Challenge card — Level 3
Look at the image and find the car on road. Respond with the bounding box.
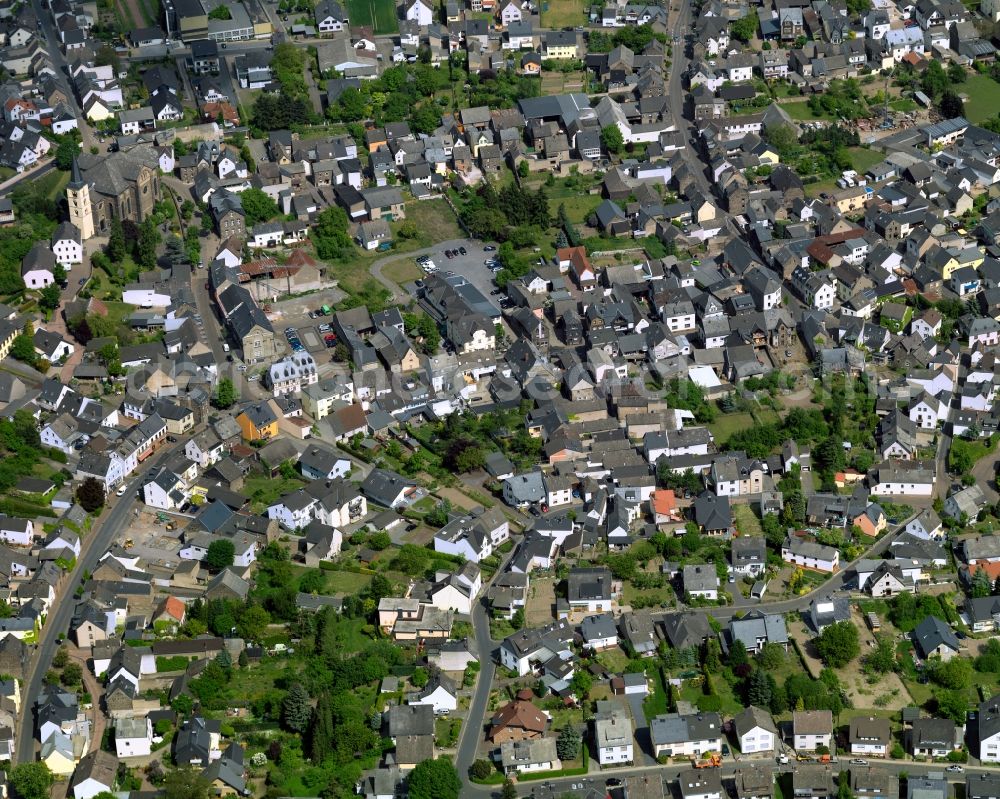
[947,766,963,773]
[115,483,129,497]
[484,245,497,251]
[490,289,503,295]
[851,760,868,766]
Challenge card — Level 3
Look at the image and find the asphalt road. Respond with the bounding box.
[456,512,917,798]
[509,758,979,798]
[14,444,179,763]
[31,0,97,151]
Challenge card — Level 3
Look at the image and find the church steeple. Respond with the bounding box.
[69,156,84,190]
[66,156,94,241]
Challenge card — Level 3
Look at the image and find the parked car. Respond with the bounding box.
[947,766,963,773]
[851,760,868,766]
[484,245,497,251]
[115,483,129,497]
[458,246,467,255]
[318,323,331,333]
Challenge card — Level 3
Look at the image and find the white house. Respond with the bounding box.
[793,710,833,751]
[594,709,633,766]
[650,711,723,758]
[267,490,317,530]
[0,518,32,546]
[185,431,224,469]
[71,751,117,799]
[433,509,509,563]
[679,771,724,799]
[115,716,152,758]
[427,562,482,615]
[906,509,944,541]
[499,738,561,775]
[733,706,777,755]
[142,467,186,511]
[979,696,1000,762]
[782,536,839,573]
[51,223,83,267]
[405,0,434,25]
[849,716,891,757]
[407,675,458,715]
[21,244,56,288]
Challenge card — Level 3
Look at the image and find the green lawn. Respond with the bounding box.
[344,0,397,33]
[889,97,918,113]
[733,504,763,537]
[961,74,1000,124]
[243,471,307,513]
[643,666,669,718]
[845,147,884,173]
[782,101,834,121]
[322,569,371,595]
[37,169,70,201]
[708,413,756,443]
[381,260,422,284]
[554,193,602,226]
[101,300,137,325]
[540,0,586,27]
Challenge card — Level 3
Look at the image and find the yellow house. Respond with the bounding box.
[937,254,962,281]
[755,144,780,165]
[84,97,114,123]
[40,732,77,776]
[0,318,20,359]
[236,402,279,441]
[831,186,871,214]
[544,31,579,59]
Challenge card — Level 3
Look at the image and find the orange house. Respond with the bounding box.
[236,402,279,441]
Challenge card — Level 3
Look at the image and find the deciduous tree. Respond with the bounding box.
[204,539,235,571]
[407,758,460,799]
[815,621,860,668]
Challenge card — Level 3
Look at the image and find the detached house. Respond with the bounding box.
[793,710,833,751]
[849,716,891,757]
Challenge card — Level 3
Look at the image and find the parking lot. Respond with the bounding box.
[411,241,503,310]
[268,292,344,357]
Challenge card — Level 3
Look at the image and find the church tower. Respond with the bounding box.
[66,157,94,241]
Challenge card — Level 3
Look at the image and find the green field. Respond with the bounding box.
[707,413,756,443]
[541,0,586,28]
[781,100,834,121]
[345,0,398,34]
[960,74,1000,124]
[845,146,884,173]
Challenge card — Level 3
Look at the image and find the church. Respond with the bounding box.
[67,144,171,240]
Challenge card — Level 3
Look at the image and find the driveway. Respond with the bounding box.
[626,692,655,765]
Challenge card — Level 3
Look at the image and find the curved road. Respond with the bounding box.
[369,238,474,302]
[456,511,916,798]
[15,444,180,763]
